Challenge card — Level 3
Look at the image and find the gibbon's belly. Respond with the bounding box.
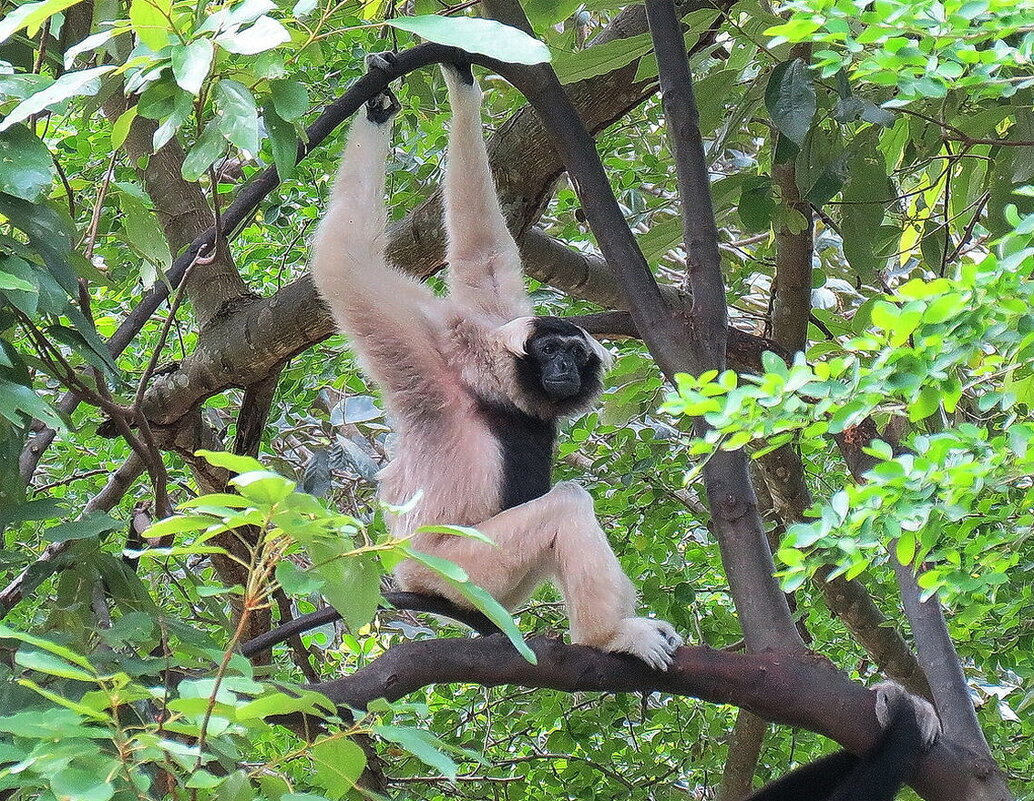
[378,410,504,538]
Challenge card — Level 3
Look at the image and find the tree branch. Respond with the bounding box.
[642,0,803,652]
[306,635,1005,801]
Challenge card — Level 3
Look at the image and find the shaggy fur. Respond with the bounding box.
[311,59,681,670]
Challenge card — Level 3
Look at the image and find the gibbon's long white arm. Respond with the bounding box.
[442,68,532,323]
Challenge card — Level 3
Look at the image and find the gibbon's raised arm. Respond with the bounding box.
[441,63,532,324]
[311,85,452,423]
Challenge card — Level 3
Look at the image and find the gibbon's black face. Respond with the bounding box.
[522,317,603,406]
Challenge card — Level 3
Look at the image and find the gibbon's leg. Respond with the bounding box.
[440,61,533,322]
[311,54,451,423]
[424,481,682,670]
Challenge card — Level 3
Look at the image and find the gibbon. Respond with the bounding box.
[311,54,682,670]
[746,681,940,801]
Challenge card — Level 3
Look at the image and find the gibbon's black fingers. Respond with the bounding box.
[441,58,475,86]
[365,88,400,125]
[364,50,397,73]
[873,680,941,748]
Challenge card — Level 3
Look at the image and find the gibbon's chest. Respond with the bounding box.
[475,401,557,511]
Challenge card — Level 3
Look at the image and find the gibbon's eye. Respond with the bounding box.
[541,342,557,356]
[572,344,588,364]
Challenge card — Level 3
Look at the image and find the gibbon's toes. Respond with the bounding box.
[605,617,683,672]
[364,51,397,73]
[365,88,400,125]
[873,680,941,748]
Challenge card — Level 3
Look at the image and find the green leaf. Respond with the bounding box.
[182,120,227,181]
[111,107,137,149]
[0,269,35,293]
[130,0,173,50]
[896,532,916,565]
[116,182,172,285]
[171,39,213,95]
[405,549,536,664]
[636,214,683,262]
[309,539,380,631]
[15,649,98,681]
[45,512,119,543]
[841,133,896,280]
[385,16,551,65]
[765,58,816,146]
[237,689,334,720]
[310,738,366,799]
[51,766,115,801]
[0,377,65,431]
[552,32,651,84]
[215,79,260,154]
[373,725,457,781]
[524,0,581,27]
[195,449,266,474]
[0,625,94,669]
[269,78,309,121]
[0,66,114,134]
[215,15,290,55]
[275,560,324,596]
[264,103,297,180]
[0,0,83,43]
[0,125,54,202]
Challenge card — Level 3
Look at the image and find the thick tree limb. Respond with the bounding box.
[717,711,766,801]
[307,635,1004,801]
[642,0,803,653]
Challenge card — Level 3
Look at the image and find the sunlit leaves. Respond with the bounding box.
[384,16,552,65]
[0,66,114,134]
[129,0,173,50]
[171,39,214,95]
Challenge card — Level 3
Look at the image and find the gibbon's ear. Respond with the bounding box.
[582,329,615,371]
[497,317,536,356]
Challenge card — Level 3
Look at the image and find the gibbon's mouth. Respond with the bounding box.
[543,378,581,399]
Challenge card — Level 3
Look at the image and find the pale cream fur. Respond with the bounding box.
[311,62,681,670]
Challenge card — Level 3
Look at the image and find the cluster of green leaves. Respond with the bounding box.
[0,449,530,800]
[766,0,1034,101]
[663,216,1034,601]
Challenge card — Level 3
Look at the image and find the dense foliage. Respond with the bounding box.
[0,0,1031,799]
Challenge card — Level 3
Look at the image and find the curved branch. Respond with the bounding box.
[307,635,1005,801]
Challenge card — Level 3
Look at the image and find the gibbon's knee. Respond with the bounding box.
[549,481,596,519]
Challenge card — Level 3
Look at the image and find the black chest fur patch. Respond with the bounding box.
[477,401,557,511]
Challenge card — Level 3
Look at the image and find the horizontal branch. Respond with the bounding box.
[309,635,1000,801]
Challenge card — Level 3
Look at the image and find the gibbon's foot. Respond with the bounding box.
[873,680,941,748]
[441,58,474,86]
[604,617,684,671]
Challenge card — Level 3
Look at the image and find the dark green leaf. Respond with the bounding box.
[269,78,308,121]
[0,67,113,133]
[44,512,119,543]
[264,103,297,180]
[765,58,816,146]
[182,121,227,181]
[0,125,53,202]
